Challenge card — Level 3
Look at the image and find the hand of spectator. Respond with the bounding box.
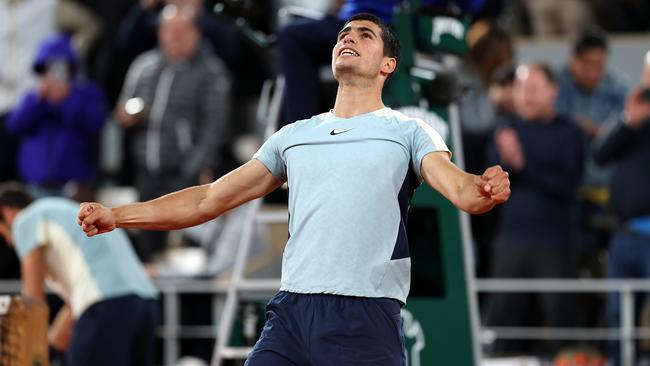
[623,88,650,128]
[575,115,603,138]
[39,74,71,104]
[476,165,510,205]
[77,202,117,237]
[115,104,141,128]
[495,127,525,171]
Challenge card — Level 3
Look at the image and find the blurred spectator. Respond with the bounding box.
[1,0,106,189]
[457,21,514,175]
[594,51,650,366]
[116,4,232,261]
[456,22,513,277]
[70,0,142,105]
[0,0,58,280]
[489,64,516,116]
[0,183,158,366]
[116,0,267,99]
[484,63,585,356]
[557,27,627,142]
[522,0,594,38]
[6,33,107,201]
[556,26,627,288]
[278,0,486,126]
[57,0,103,62]
[0,0,58,183]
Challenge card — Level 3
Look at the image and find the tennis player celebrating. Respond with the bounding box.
[79,13,510,366]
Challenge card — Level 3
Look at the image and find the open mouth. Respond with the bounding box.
[339,48,359,57]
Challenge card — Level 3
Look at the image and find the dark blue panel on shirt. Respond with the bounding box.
[391,167,421,260]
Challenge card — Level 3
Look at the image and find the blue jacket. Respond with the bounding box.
[6,34,106,184]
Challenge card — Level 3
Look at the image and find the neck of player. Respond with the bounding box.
[332,77,385,119]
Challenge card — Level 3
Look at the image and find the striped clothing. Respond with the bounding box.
[119,44,231,178]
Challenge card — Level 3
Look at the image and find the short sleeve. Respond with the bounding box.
[252,127,288,181]
[12,210,47,259]
[410,119,451,180]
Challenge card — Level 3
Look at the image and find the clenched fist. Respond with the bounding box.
[475,165,510,206]
[77,202,117,237]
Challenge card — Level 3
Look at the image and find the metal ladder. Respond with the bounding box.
[210,77,287,366]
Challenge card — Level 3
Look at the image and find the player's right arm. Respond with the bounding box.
[78,159,283,237]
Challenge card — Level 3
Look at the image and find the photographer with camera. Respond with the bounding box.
[6,33,107,201]
[594,50,650,366]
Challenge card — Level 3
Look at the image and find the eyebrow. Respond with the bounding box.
[337,25,378,39]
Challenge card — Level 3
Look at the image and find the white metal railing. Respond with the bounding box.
[3,277,648,365]
[475,278,650,366]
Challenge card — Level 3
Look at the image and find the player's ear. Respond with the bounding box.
[381,57,397,76]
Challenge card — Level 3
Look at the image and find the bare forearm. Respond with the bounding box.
[113,184,216,230]
[421,153,508,215]
[111,161,281,230]
[79,160,283,236]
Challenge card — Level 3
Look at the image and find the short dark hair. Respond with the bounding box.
[0,182,34,210]
[345,13,401,76]
[573,26,608,55]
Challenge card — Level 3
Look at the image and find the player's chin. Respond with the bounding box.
[333,62,358,74]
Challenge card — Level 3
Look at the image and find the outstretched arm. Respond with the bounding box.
[78,159,283,236]
[421,152,510,214]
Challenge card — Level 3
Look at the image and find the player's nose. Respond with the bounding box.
[341,33,356,44]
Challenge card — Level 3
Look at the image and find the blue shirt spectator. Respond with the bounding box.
[555,27,628,188]
[6,34,106,196]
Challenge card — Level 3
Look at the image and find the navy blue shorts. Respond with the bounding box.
[245,291,406,366]
[66,295,158,366]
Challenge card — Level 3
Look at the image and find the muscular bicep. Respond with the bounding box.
[21,246,47,302]
[420,151,467,206]
[201,159,284,215]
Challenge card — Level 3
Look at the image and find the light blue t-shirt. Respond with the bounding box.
[13,197,157,317]
[254,107,449,303]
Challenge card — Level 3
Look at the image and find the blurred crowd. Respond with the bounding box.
[1,0,650,364]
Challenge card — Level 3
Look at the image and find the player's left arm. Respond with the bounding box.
[21,246,47,302]
[421,151,510,214]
